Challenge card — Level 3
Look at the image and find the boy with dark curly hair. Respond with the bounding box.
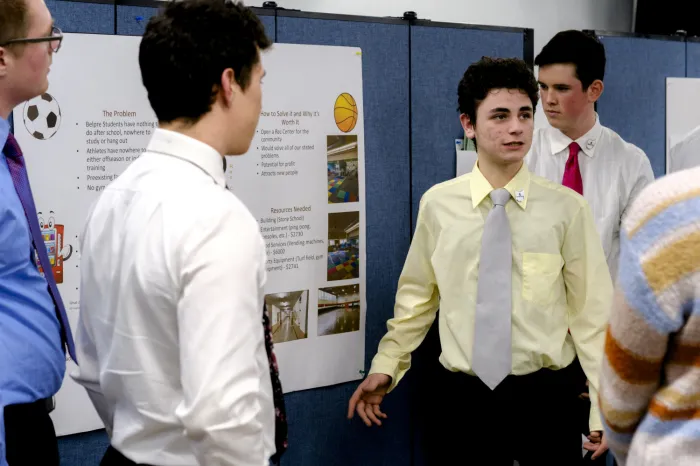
[349,57,613,465]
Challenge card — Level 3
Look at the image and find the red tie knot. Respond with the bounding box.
[569,141,581,156]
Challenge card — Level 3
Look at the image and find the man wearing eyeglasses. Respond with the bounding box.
[0,0,69,465]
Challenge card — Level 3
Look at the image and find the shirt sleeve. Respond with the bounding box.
[561,201,614,432]
[70,216,115,437]
[368,196,440,392]
[621,152,654,224]
[174,205,271,466]
[70,316,114,438]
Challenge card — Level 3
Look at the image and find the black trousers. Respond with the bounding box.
[4,399,59,466]
[101,446,158,466]
[101,446,157,466]
[422,362,585,466]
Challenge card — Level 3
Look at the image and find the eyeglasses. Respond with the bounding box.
[0,26,63,53]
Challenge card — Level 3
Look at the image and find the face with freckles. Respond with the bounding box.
[461,88,534,169]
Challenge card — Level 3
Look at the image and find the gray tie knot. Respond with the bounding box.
[489,188,510,207]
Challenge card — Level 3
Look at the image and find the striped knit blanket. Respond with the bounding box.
[600,167,700,465]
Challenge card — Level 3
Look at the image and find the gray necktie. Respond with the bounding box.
[472,188,512,390]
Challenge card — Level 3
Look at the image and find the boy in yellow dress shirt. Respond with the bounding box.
[348,57,613,465]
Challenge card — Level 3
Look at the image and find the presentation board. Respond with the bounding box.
[666,77,700,173]
[227,42,367,393]
[14,33,366,435]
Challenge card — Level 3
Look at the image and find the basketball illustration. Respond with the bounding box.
[334,93,358,133]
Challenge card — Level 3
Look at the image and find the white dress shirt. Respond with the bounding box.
[72,129,275,466]
[525,114,654,280]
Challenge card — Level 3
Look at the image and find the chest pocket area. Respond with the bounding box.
[522,252,564,305]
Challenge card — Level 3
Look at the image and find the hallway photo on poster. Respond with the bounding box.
[317,284,360,336]
[327,211,360,281]
[265,290,309,344]
[327,135,359,203]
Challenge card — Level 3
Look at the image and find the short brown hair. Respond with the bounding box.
[139,0,271,123]
[0,0,29,46]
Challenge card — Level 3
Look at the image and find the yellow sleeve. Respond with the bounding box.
[368,196,440,392]
[561,202,614,432]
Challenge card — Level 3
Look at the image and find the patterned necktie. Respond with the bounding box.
[562,142,583,195]
[3,132,77,362]
[262,303,288,464]
[472,188,512,390]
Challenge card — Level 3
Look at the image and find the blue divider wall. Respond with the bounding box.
[116,4,276,38]
[595,35,686,177]
[116,6,157,35]
[410,24,527,229]
[686,40,700,78]
[276,13,411,466]
[47,0,114,33]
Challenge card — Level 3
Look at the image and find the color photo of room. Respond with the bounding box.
[317,284,360,336]
[327,211,360,281]
[327,135,359,203]
[265,290,309,344]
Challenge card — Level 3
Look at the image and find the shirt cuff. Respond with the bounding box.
[368,355,404,393]
[588,386,603,432]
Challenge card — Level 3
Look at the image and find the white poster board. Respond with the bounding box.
[228,43,367,393]
[14,34,366,435]
[666,77,700,173]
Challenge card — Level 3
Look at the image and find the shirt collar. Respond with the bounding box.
[0,117,9,153]
[470,161,531,210]
[548,112,603,158]
[146,128,226,187]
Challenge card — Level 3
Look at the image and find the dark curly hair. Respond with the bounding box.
[457,57,539,126]
[139,0,272,124]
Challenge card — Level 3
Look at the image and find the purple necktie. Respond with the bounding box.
[4,132,77,363]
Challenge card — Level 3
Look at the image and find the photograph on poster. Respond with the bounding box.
[667,77,700,173]
[265,290,309,344]
[327,135,359,203]
[318,284,360,336]
[327,212,360,281]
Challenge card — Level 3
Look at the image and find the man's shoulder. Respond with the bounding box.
[177,186,258,232]
[623,166,700,236]
[90,176,258,238]
[421,173,470,205]
[600,124,648,162]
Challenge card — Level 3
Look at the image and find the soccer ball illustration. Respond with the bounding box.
[23,93,61,140]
